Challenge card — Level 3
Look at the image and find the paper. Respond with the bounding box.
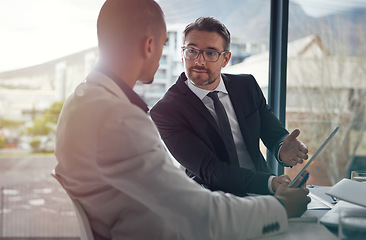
[326,178,366,207]
[308,192,333,210]
[320,200,365,227]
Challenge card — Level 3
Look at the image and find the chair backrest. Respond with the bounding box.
[51,170,95,240]
[70,197,95,240]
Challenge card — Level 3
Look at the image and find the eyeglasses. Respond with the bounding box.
[181,47,228,62]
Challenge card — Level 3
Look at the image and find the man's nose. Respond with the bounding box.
[195,52,206,65]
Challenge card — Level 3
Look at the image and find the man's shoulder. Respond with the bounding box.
[222,73,259,89]
[222,73,254,81]
[150,83,182,114]
[154,80,185,102]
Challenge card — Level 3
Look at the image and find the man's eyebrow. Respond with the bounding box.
[206,47,219,51]
[186,44,219,51]
[186,43,198,47]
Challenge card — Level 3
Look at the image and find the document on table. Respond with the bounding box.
[320,200,365,227]
[308,192,333,210]
[306,186,334,210]
[326,178,366,207]
[250,222,337,240]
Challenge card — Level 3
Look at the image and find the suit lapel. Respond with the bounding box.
[222,74,249,134]
[222,75,259,164]
[176,74,221,134]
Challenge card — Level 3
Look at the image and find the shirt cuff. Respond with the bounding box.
[277,143,291,167]
[268,175,276,194]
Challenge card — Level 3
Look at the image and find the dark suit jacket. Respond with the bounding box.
[150,73,289,196]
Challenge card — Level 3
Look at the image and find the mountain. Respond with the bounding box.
[158,0,366,55]
[158,0,314,42]
[311,8,366,55]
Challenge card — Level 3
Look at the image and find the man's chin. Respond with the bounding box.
[138,79,154,85]
[190,77,216,86]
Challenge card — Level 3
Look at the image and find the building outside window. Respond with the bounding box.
[286,0,366,186]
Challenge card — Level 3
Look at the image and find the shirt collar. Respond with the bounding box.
[186,75,228,100]
[95,63,149,113]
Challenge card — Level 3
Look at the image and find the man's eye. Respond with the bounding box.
[188,49,197,53]
[206,51,216,56]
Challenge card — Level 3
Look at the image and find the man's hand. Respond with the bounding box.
[275,182,311,218]
[271,175,291,192]
[291,171,309,188]
[280,129,308,166]
[272,171,309,192]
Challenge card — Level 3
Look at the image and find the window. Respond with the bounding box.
[287,0,366,185]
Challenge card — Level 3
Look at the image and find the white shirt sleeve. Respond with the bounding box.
[268,175,276,194]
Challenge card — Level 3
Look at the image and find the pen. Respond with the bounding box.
[296,172,309,188]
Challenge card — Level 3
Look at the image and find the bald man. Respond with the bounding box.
[53,0,310,239]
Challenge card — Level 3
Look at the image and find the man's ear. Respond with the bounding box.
[143,36,154,58]
[222,51,231,68]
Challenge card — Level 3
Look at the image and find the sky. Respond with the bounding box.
[0,0,365,72]
[293,0,366,17]
[0,0,105,72]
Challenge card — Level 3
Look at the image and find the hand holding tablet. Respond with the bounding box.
[288,126,339,188]
[296,172,309,188]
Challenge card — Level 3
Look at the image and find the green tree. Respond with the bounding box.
[27,117,53,136]
[43,100,65,124]
[25,100,64,152]
[26,100,65,137]
[29,138,41,151]
[0,119,23,128]
[0,136,6,149]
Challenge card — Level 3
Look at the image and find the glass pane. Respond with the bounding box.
[0,0,271,237]
[0,1,104,238]
[144,0,272,107]
[287,0,366,185]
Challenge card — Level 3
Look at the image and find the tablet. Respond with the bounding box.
[288,126,339,187]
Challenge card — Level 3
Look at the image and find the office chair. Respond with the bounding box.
[70,197,95,240]
[51,170,95,240]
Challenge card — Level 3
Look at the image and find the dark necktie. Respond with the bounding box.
[207,91,239,166]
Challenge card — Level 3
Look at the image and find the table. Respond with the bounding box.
[304,185,338,235]
[255,185,338,239]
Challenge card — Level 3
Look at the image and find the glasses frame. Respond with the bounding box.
[181,47,228,62]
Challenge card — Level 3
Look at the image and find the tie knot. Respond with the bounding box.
[207,91,219,101]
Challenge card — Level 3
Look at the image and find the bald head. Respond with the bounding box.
[97,0,166,60]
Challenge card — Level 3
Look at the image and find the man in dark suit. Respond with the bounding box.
[150,17,309,196]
